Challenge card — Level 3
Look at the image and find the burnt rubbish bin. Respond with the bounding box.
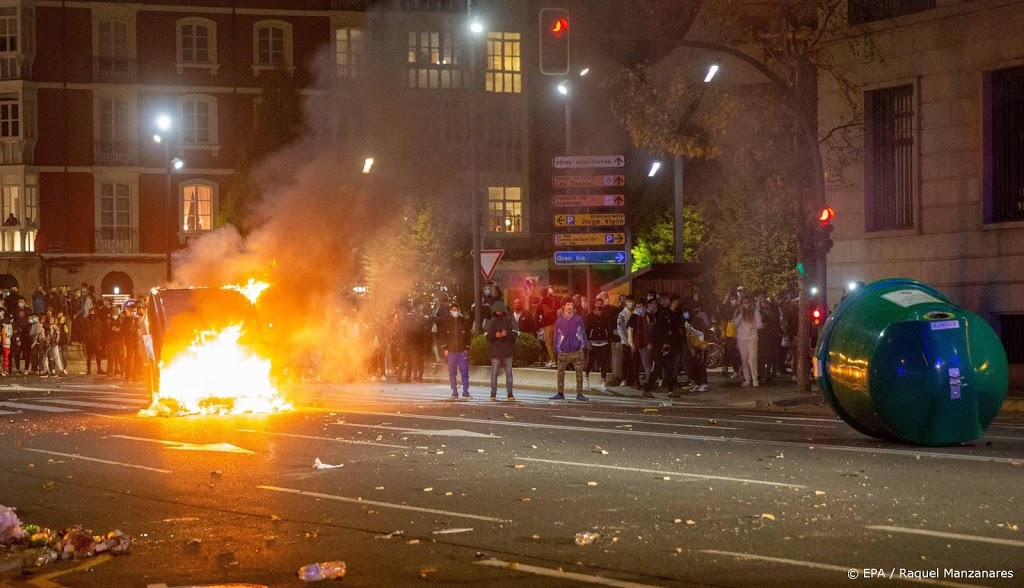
[816,278,1007,446]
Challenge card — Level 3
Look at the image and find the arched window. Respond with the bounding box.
[176,17,219,74]
[176,94,219,150]
[100,271,133,296]
[252,19,293,76]
[180,180,217,233]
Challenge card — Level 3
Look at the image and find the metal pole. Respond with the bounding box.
[164,140,172,283]
[565,81,574,295]
[674,154,684,262]
[469,0,483,334]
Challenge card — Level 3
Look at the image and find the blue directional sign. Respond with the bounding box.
[554,250,627,265]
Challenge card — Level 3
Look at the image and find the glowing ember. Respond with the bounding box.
[153,324,290,415]
[223,279,270,304]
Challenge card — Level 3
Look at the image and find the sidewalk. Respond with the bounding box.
[424,364,1024,414]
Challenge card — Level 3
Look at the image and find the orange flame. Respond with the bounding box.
[153,324,290,415]
[223,279,270,304]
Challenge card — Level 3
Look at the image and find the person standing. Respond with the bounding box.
[105,306,125,377]
[486,301,518,401]
[733,295,764,387]
[585,298,612,391]
[616,296,636,387]
[550,298,589,401]
[719,292,740,378]
[537,288,558,367]
[439,302,472,400]
[82,308,104,374]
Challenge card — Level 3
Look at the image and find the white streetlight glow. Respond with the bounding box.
[810,286,819,296]
[172,157,184,170]
[847,281,859,292]
[557,82,569,96]
[704,64,719,83]
[363,158,374,174]
[648,161,662,177]
[470,19,484,34]
[153,134,162,143]
[156,115,172,131]
[113,287,120,295]
[579,67,590,76]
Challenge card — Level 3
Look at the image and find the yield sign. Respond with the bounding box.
[479,249,504,280]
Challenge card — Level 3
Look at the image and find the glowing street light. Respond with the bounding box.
[810,286,819,296]
[470,17,484,34]
[704,64,719,83]
[579,67,589,77]
[362,157,374,174]
[557,82,569,96]
[172,157,185,170]
[156,114,172,131]
[153,134,162,143]
[648,161,662,177]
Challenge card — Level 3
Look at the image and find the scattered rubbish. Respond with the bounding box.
[530,534,540,540]
[662,476,671,481]
[643,408,659,413]
[407,539,421,545]
[574,531,601,546]
[431,528,473,535]
[686,520,696,525]
[159,517,201,524]
[586,481,598,486]
[0,506,26,544]
[185,538,202,550]
[673,518,682,524]
[271,515,282,522]
[531,445,537,449]
[264,535,277,545]
[1,508,131,568]
[423,487,434,492]
[419,567,439,578]
[211,470,223,477]
[216,550,239,568]
[375,486,385,490]
[445,492,453,496]
[313,458,344,470]
[520,498,531,502]
[376,530,403,540]
[477,449,485,453]
[514,464,526,469]
[814,491,826,496]
[600,450,609,455]
[298,560,347,581]
[42,481,57,493]
[760,513,776,521]
[708,419,719,425]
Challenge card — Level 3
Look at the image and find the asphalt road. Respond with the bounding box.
[0,375,1022,587]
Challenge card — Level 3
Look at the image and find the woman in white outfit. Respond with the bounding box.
[732,295,763,387]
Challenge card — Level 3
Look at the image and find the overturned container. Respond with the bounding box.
[816,278,1008,446]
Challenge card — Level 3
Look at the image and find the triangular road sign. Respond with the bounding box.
[480,249,504,280]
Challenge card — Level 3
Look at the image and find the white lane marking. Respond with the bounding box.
[867,525,1024,548]
[31,399,135,409]
[553,415,738,430]
[109,435,255,454]
[0,401,79,413]
[479,405,836,428]
[475,559,661,587]
[736,414,842,423]
[237,429,409,449]
[23,448,171,474]
[342,412,1024,464]
[257,485,510,523]
[516,457,806,489]
[700,550,983,588]
[332,423,501,439]
[0,409,18,415]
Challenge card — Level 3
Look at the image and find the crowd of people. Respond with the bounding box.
[372,282,805,401]
[0,284,148,380]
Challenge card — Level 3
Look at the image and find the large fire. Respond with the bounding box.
[142,280,291,416]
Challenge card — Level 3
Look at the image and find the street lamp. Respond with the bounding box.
[704,64,719,83]
[674,64,722,263]
[362,157,374,174]
[468,0,485,333]
[153,114,183,283]
[648,161,662,177]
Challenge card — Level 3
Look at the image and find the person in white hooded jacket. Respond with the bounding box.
[732,295,763,387]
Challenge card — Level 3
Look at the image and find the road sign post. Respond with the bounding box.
[553,232,626,247]
[553,194,625,208]
[554,213,626,228]
[479,249,504,280]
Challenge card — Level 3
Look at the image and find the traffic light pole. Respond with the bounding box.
[469,0,483,334]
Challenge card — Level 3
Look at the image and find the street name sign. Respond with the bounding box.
[553,232,626,247]
[553,175,625,189]
[554,213,626,228]
[553,155,626,169]
[553,194,625,208]
[554,250,628,265]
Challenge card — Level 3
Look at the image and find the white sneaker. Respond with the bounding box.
[585,375,591,389]
[752,380,760,387]
[618,380,627,387]
[697,384,709,392]
[598,382,609,392]
[740,380,750,387]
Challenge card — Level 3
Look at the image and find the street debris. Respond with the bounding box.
[298,560,347,581]
[760,513,777,521]
[313,458,344,470]
[574,531,601,545]
[431,528,473,535]
[0,506,131,568]
[376,530,404,540]
[419,566,439,578]
[586,481,598,486]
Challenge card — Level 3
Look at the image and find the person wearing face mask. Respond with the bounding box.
[11,299,29,374]
[616,296,636,388]
[486,300,518,401]
[679,308,709,394]
[636,300,658,396]
[732,294,764,387]
[439,302,473,400]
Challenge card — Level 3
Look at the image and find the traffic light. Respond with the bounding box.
[539,8,570,75]
[815,205,835,253]
[812,307,824,327]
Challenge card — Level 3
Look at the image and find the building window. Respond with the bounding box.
[486,32,520,93]
[336,28,363,78]
[177,94,218,149]
[865,84,914,231]
[848,0,935,24]
[181,182,215,232]
[176,17,218,74]
[488,186,522,233]
[96,96,136,166]
[253,20,293,75]
[96,20,134,82]
[94,181,138,253]
[0,174,36,252]
[0,95,18,137]
[0,6,32,80]
[407,31,464,89]
[986,65,1024,224]
[0,8,17,53]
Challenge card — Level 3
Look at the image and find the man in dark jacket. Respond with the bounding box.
[486,301,518,401]
[82,308,105,374]
[439,301,472,399]
[652,297,685,395]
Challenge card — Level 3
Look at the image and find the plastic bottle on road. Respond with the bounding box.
[298,561,347,581]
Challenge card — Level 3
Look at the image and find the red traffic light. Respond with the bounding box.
[817,206,836,225]
[812,307,823,326]
[551,17,569,37]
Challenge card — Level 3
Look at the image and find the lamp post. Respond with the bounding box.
[154,115,183,283]
[557,67,589,297]
[673,63,719,264]
[468,2,484,334]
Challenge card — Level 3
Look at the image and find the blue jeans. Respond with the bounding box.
[447,351,469,394]
[490,356,513,395]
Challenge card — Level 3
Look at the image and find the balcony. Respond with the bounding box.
[94,227,140,254]
[93,58,137,84]
[0,227,36,253]
[0,139,34,165]
[330,0,467,11]
[0,55,32,81]
[94,140,138,167]
[848,0,936,24]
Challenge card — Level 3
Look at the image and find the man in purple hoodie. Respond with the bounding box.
[551,298,589,401]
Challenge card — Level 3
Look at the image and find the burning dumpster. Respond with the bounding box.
[815,278,1008,446]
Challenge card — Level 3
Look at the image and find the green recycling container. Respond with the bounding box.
[816,278,1008,446]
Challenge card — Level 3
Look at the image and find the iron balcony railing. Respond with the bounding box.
[94,140,138,167]
[848,0,936,24]
[93,58,137,83]
[94,227,140,254]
